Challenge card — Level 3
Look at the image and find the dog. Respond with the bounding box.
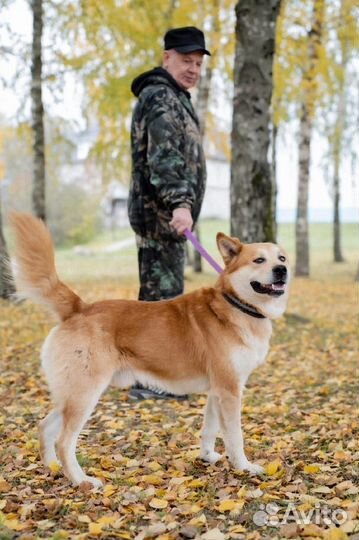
[10,212,290,488]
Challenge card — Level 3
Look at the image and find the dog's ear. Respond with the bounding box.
[216,233,242,265]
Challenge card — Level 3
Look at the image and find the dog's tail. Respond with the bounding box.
[10,212,86,321]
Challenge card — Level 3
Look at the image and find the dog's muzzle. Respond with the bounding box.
[251,265,287,297]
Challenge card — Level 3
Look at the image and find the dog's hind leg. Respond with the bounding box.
[200,394,222,464]
[55,381,109,488]
[39,409,62,466]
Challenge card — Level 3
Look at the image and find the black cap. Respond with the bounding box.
[164,26,211,56]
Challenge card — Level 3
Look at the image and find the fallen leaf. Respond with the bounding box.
[149,498,168,509]
[201,528,225,540]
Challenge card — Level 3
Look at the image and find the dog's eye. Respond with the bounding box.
[279,255,286,262]
[254,257,265,264]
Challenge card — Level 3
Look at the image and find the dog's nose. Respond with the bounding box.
[273,265,287,279]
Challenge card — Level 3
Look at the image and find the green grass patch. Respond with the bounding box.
[54,220,358,285]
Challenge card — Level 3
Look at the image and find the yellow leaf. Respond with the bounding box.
[323,529,348,540]
[264,460,281,476]
[229,525,246,533]
[97,516,116,525]
[103,485,116,497]
[149,498,168,509]
[147,461,162,472]
[142,475,164,486]
[88,522,104,535]
[100,457,114,470]
[189,513,207,526]
[189,504,202,514]
[48,461,61,473]
[3,519,27,532]
[188,479,206,488]
[217,499,243,512]
[304,464,320,474]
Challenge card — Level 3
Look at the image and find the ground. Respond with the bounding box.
[0,223,358,539]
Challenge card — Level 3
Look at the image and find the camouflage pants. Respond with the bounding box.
[136,236,185,301]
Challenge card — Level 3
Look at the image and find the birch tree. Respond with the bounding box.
[231,0,281,243]
[324,0,358,263]
[295,0,325,277]
[31,0,46,221]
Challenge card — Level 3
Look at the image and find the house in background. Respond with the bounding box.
[99,154,231,230]
[101,181,130,230]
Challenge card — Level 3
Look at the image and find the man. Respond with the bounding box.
[127,26,210,400]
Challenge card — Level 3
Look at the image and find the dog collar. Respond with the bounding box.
[222,292,266,319]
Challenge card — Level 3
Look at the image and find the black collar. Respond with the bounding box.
[222,292,266,319]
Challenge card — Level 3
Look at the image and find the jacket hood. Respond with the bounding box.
[131,67,191,99]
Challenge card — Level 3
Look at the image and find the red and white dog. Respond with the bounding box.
[10,213,290,488]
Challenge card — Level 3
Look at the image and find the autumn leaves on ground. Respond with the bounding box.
[0,257,358,539]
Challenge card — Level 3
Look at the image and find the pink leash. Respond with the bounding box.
[184,229,223,274]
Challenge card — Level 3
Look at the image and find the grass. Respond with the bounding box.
[54,220,358,287]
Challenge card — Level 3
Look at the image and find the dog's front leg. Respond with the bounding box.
[218,389,263,474]
[200,394,222,464]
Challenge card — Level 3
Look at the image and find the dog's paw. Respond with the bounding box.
[77,476,103,490]
[200,450,222,464]
[231,456,264,475]
[238,461,264,475]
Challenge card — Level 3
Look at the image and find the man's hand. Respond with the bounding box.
[169,207,193,235]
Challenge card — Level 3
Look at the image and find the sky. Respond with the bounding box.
[1,0,357,220]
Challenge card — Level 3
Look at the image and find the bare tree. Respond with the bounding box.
[192,2,220,273]
[271,123,278,242]
[31,0,46,221]
[192,65,214,273]
[295,0,324,277]
[231,0,281,243]
[331,80,347,263]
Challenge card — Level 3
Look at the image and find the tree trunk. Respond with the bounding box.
[332,0,348,264]
[0,196,16,300]
[333,164,344,263]
[193,66,213,273]
[31,0,46,221]
[295,104,312,276]
[295,0,324,277]
[271,123,278,242]
[231,0,281,243]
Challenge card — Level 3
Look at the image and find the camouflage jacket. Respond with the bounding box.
[128,67,206,241]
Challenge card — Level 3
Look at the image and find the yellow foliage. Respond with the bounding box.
[273,0,359,126]
[264,460,282,476]
[56,0,235,179]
